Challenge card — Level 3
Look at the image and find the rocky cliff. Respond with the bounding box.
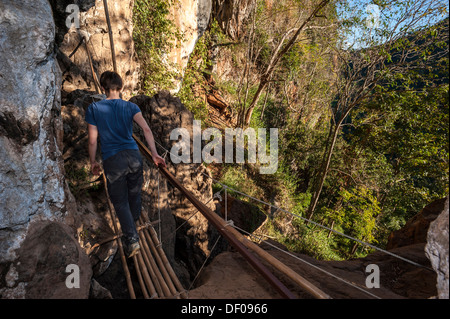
[167,0,212,91]
[0,0,219,298]
[0,0,91,298]
[0,0,448,300]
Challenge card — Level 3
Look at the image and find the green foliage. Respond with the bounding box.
[324,186,381,256]
[133,0,182,95]
[263,215,342,260]
[175,33,211,122]
[133,0,448,262]
[348,41,449,223]
[213,165,265,201]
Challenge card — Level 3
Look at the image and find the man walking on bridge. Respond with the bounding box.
[85,71,166,258]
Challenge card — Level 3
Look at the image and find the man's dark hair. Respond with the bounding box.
[100,71,123,93]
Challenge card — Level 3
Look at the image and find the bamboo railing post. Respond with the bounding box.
[103,0,117,73]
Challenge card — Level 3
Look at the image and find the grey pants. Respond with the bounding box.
[103,149,143,244]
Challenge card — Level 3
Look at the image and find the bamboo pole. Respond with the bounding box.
[133,254,150,299]
[132,135,329,298]
[132,135,296,299]
[139,229,172,297]
[139,218,178,298]
[136,249,158,298]
[143,227,178,298]
[179,186,331,299]
[138,229,165,297]
[226,223,331,299]
[146,223,187,299]
[102,174,136,299]
[83,38,101,94]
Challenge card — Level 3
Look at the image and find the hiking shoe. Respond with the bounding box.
[126,241,140,258]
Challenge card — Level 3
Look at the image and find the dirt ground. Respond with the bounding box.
[187,241,436,299]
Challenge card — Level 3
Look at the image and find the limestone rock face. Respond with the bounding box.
[0,0,93,298]
[425,197,449,299]
[212,0,256,40]
[167,0,212,92]
[0,0,65,261]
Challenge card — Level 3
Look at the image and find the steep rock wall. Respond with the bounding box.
[212,0,255,40]
[0,0,63,262]
[0,0,91,298]
[167,0,212,92]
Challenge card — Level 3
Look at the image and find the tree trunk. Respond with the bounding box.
[238,0,331,128]
[260,83,271,121]
[327,220,335,238]
[243,78,268,127]
[307,123,340,219]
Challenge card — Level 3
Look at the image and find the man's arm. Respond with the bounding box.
[88,124,101,175]
[133,112,166,168]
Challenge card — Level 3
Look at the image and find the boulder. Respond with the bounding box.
[425,197,449,299]
[386,198,447,250]
[1,221,92,299]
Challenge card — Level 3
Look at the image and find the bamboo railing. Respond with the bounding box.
[133,134,331,299]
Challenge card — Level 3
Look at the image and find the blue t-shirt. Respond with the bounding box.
[85,99,141,160]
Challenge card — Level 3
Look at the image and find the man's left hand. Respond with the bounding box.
[90,161,102,175]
